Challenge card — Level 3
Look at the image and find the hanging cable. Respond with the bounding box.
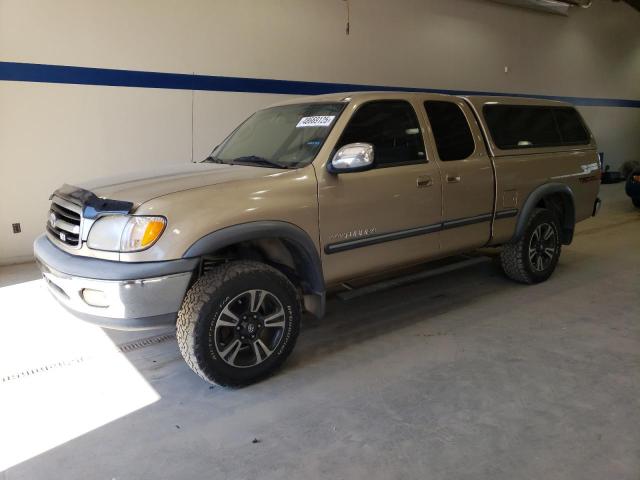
[344,0,350,35]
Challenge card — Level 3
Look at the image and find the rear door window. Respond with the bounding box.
[424,101,475,161]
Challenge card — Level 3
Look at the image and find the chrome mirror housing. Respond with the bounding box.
[328,143,374,173]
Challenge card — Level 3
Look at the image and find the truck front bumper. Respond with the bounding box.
[34,235,198,330]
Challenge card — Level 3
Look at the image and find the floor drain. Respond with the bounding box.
[117,333,176,353]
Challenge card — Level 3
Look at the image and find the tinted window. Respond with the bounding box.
[553,107,590,144]
[424,101,475,161]
[483,105,590,149]
[337,100,425,167]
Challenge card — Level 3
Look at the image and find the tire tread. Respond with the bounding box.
[176,260,299,386]
[499,208,560,284]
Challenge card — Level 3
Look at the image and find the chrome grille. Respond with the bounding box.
[46,196,82,247]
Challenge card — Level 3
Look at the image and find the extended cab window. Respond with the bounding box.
[336,100,425,167]
[424,101,475,161]
[483,105,590,150]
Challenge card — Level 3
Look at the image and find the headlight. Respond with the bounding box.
[87,215,166,252]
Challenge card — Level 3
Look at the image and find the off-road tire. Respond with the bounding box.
[499,208,562,284]
[176,260,301,387]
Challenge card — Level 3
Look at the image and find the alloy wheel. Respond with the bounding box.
[213,289,286,368]
[528,222,557,272]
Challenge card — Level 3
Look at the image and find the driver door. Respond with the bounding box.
[316,99,443,285]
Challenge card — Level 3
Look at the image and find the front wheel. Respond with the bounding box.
[499,208,562,284]
[632,197,640,208]
[176,260,301,387]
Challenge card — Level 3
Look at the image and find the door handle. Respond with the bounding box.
[416,175,433,188]
[446,175,461,183]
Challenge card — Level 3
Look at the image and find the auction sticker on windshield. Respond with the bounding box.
[296,116,336,128]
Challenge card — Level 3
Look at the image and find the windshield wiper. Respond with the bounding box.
[202,155,231,164]
[231,156,288,169]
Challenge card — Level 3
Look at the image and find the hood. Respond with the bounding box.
[76,162,279,206]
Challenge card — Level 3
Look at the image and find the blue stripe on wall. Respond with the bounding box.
[1,61,639,108]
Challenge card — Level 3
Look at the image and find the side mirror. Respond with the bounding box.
[328,143,374,173]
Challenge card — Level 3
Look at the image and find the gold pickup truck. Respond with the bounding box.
[34,91,601,386]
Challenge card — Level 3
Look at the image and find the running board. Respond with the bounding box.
[336,256,490,301]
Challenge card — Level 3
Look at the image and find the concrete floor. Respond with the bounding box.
[1,184,638,480]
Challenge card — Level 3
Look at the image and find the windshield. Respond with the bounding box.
[206,102,345,169]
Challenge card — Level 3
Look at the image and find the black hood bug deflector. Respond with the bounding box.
[51,184,134,219]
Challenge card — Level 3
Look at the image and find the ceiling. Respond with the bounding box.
[489,0,639,15]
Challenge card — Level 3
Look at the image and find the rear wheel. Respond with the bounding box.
[499,208,561,284]
[176,260,300,387]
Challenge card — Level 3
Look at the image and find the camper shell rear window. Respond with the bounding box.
[483,105,590,150]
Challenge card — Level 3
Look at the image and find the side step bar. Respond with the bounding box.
[336,256,490,301]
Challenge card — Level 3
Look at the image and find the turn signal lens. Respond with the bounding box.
[141,220,165,247]
[632,175,640,183]
[120,216,166,252]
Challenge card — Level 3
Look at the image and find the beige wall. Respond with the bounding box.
[1,0,639,264]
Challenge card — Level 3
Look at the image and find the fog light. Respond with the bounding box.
[81,288,109,308]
